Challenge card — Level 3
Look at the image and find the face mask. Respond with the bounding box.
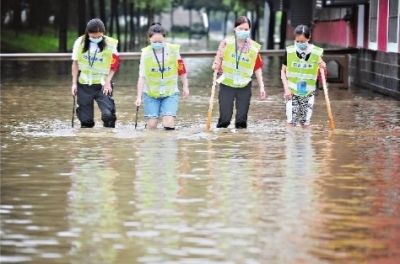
[89,37,103,44]
[295,41,308,51]
[151,42,164,50]
[236,30,250,40]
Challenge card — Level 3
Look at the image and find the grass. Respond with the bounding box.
[1,28,77,53]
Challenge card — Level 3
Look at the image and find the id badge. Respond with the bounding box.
[297,80,307,95]
[233,70,241,85]
[159,79,166,95]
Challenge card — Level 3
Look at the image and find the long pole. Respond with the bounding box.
[134,106,139,129]
[71,96,76,128]
[320,68,336,130]
[206,71,218,131]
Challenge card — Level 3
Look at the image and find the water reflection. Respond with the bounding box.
[66,141,120,264]
[1,59,400,263]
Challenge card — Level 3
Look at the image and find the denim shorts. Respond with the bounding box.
[143,92,180,119]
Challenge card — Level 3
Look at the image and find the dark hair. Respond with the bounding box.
[234,16,251,28]
[148,22,166,38]
[294,24,311,39]
[82,18,106,53]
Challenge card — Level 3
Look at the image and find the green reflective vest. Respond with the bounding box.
[142,43,180,98]
[286,45,323,96]
[77,36,118,85]
[221,37,261,88]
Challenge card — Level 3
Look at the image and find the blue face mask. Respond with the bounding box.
[295,41,308,51]
[236,30,250,40]
[89,37,103,44]
[151,42,164,50]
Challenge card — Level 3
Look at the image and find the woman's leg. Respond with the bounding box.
[143,93,161,129]
[95,84,117,128]
[234,83,252,129]
[76,83,95,128]
[160,93,179,130]
[217,84,235,128]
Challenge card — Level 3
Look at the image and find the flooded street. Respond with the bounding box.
[1,58,400,263]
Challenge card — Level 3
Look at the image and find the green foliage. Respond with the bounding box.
[1,29,76,53]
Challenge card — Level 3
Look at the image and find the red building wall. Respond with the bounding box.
[312,20,357,48]
[377,0,388,51]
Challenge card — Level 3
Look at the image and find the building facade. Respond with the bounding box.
[285,0,399,98]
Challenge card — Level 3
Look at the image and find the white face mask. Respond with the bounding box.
[89,37,103,44]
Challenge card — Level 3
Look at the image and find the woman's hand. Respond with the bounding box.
[71,84,77,96]
[135,97,141,107]
[182,87,189,98]
[318,60,327,70]
[103,80,113,95]
[284,88,292,101]
[259,87,266,100]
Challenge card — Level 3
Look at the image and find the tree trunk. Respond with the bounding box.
[267,0,275,49]
[136,7,141,46]
[114,0,121,48]
[188,7,192,42]
[206,9,210,49]
[279,11,287,49]
[123,0,128,51]
[223,10,229,37]
[252,3,260,42]
[129,2,135,49]
[109,0,116,35]
[78,0,87,35]
[88,0,95,18]
[99,0,106,24]
[13,0,22,36]
[170,3,174,40]
[58,0,69,52]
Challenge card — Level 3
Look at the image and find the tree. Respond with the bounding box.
[58,0,69,51]
[78,0,87,35]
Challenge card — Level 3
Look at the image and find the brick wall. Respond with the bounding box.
[350,49,400,98]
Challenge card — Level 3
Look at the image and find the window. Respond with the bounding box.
[369,0,378,49]
[387,0,399,52]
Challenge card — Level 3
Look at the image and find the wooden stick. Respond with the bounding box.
[206,71,218,131]
[320,68,336,130]
[71,96,76,128]
[134,106,139,129]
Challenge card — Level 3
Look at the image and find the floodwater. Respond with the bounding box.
[1,57,400,264]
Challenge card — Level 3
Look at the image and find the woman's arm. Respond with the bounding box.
[71,60,79,96]
[180,73,189,98]
[254,68,266,99]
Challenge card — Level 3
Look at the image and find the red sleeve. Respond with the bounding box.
[110,53,120,72]
[253,53,263,72]
[177,59,187,76]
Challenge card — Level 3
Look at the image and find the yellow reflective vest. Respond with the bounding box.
[286,45,323,96]
[142,43,180,98]
[221,37,261,88]
[77,36,118,85]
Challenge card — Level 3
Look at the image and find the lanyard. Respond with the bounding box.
[234,35,245,70]
[152,48,164,79]
[88,48,98,68]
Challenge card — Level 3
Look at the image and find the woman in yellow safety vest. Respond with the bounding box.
[212,16,266,129]
[135,23,189,130]
[71,18,120,128]
[281,24,326,128]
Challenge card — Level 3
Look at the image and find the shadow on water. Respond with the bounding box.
[1,58,400,263]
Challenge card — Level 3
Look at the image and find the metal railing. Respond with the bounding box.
[0,48,357,61]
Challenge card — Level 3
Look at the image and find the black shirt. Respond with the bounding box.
[282,51,311,66]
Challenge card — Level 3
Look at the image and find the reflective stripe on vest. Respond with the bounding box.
[77,36,118,85]
[221,37,261,88]
[286,45,323,96]
[142,43,179,98]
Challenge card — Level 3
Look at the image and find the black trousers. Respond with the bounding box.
[76,82,117,128]
[217,82,252,129]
